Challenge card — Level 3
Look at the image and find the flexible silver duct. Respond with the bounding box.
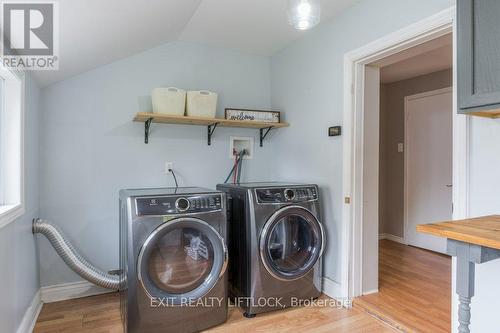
[33,218,120,290]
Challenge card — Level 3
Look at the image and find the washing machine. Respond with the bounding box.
[119,187,228,333]
[216,182,325,317]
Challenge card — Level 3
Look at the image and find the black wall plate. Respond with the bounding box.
[329,126,342,137]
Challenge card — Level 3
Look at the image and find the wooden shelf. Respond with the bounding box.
[134,113,289,128]
[133,112,289,145]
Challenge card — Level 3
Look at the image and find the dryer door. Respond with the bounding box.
[260,206,324,281]
[137,217,227,304]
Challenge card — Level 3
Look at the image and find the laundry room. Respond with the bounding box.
[2,1,500,333]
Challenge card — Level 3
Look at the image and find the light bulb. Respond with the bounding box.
[287,0,321,31]
[297,2,312,16]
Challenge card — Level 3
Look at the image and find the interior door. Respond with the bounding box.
[405,88,452,253]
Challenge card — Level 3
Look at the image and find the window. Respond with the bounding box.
[0,65,24,229]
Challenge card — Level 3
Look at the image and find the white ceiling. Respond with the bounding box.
[35,0,361,87]
[379,34,453,84]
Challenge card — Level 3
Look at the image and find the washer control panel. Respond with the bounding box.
[135,194,222,216]
[255,186,318,204]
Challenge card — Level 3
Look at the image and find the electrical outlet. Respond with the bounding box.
[165,162,173,173]
[397,143,404,153]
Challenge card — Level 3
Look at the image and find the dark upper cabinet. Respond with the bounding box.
[458,0,500,118]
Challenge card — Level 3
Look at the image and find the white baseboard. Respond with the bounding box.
[362,289,379,296]
[41,281,114,303]
[16,290,42,333]
[322,277,342,299]
[379,233,406,244]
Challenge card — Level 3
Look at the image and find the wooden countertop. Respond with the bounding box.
[417,215,500,250]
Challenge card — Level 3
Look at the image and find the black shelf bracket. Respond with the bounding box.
[259,126,274,147]
[207,122,219,146]
[144,117,154,144]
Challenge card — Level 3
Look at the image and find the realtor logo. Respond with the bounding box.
[1,0,59,70]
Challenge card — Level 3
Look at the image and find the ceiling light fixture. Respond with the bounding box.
[288,0,321,31]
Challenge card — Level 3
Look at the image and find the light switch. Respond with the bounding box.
[397,143,404,153]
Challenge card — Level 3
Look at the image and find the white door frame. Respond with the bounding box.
[403,87,453,248]
[341,6,470,299]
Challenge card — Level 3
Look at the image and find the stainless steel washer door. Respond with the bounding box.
[260,206,324,281]
[138,217,227,304]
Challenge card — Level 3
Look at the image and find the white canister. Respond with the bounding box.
[186,90,218,118]
[152,87,186,116]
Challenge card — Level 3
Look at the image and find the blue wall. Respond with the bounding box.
[39,41,275,286]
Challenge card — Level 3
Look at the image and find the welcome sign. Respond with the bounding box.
[225,108,280,123]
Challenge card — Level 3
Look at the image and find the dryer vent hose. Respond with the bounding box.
[32,218,120,290]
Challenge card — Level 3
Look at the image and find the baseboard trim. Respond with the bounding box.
[41,281,114,303]
[379,233,406,244]
[362,289,379,296]
[322,277,342,299]
[16,290,42,333]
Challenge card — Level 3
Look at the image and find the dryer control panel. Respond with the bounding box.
[135,194,223,216]
[255,187,318,204]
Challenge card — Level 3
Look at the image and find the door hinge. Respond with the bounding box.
[345,197,351,204]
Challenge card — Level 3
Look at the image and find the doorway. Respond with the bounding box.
[341,7,470,331]
[365,33,454,294]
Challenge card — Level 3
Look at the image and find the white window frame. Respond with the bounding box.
[0,64,25,229]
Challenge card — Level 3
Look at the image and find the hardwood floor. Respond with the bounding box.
[355,240,451,333]
[33,239,450,333]
[34,293,122,333]
[206,299,395,333]
[34,293,395,333]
